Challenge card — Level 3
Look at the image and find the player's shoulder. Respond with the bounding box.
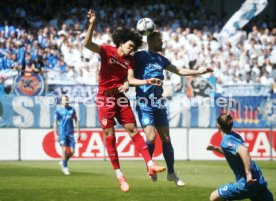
[221,132,243,146]
[100,44,116,52]
[66,105,75,111]
[124,54,134,63]
[134,50,148,57]
[55,107,62,113]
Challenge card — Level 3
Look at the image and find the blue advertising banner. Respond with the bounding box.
[47,84,98,103]
[215,94,276,128]
[0,95,275,128]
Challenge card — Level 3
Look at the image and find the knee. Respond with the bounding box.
[161,135,171,143]
[125,125,138,137]
[104,128,114,137]
[129,127,138,135]
[70,149,75,155]
[67,148,74,156]
[147,133,156,144]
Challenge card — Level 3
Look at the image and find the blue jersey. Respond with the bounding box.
[54,106,76,136]
[134,50,170,98]
[221,132,267,185]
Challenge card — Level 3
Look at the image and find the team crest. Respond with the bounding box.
[101,118,108,126]
[14,74,44,96]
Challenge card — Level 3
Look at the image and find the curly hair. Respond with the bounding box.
[112,28,143,51]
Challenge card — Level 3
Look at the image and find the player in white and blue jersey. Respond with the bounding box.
[207,113,273,201]
[129,31,213,186]
[54,95,80,175]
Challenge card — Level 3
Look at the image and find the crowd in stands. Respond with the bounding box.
[0,0,275,96]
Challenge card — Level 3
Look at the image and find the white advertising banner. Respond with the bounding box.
[0,129,19,160]
[1,128,274,160]
[19,128,188,160]
[189,129,276,160]
[189,129,220,160]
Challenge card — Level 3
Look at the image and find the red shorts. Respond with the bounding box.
[96,93,136,129]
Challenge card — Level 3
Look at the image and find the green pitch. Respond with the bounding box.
[0,161,275,201]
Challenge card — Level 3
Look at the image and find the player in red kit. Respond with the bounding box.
[84,9,165,192]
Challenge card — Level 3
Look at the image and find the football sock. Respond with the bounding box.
[115,169,123,178]
[132,133,152,163]
[106,135,120,169]
[146,140,155,157]
[147,160,154,167]
[62,159,68,168]
[162,142,175,174]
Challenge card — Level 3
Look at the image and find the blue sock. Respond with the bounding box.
[146,141,155,157]
[162,142,174,174]
[62,159,68,168]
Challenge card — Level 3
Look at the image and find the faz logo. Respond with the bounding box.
[42,130,163,159]
[14,74,44,96]
[210,130,276,158]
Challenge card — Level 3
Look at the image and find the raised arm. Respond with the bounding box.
[84,9,100,53]
[166,64,213,76]
[237,145,257,184]
[127,68,162,86]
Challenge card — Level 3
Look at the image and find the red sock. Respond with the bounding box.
[132,133,151,163]
[106,135,120,169]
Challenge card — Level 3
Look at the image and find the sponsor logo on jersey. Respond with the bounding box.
[110,57,128,69]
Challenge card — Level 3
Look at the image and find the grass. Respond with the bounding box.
[0,161,275,201]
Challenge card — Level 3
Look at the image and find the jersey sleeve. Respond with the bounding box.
[221,136,243,156]
[99,44,109,59]
[163,56,171,69]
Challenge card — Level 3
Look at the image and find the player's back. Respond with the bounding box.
[134,50,170,98]
[221,132,267,186]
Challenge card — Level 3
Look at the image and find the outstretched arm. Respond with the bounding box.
[127,69,162,86]
[84,9,100,53]
[237,145,257,184]
[206,144,224,155]
[166,64,213,76]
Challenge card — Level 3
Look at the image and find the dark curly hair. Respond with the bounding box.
[112,28,143,51]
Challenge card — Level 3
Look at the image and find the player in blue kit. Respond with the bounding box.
[207,113,274,201]
[53,95,80,175]
[128,31,213,186]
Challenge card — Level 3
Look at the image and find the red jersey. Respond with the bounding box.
[98,45,134,95]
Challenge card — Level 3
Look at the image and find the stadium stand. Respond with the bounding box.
[0,0,275,95]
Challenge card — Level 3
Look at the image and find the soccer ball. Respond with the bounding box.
[136,18,155,36]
